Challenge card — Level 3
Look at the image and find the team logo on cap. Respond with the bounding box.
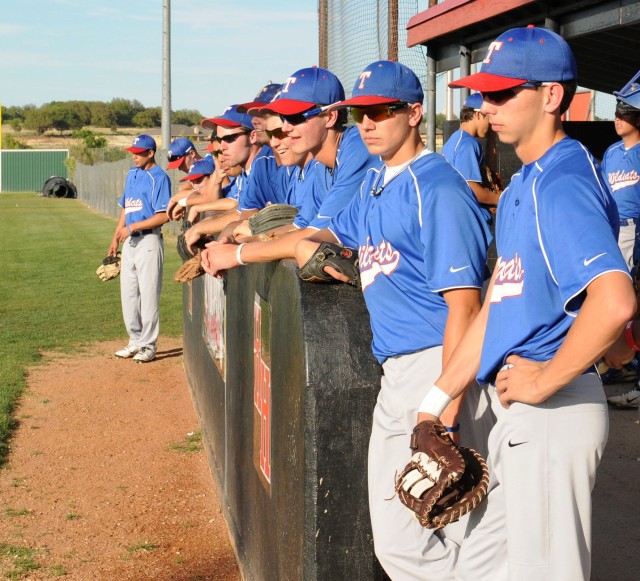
[483,41,504,64]
[281,76,297,93]
[358,71,372,89]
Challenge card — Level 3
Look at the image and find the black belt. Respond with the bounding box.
[620,218,638,226]
[131,229,159,237]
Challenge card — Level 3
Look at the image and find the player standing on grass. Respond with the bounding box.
[109,134,171,363]
[293,60,494,580]
[414,26,636,580]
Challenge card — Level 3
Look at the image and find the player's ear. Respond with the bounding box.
[408,103,424,128]
[248,129,259,145]
[543,82,565,114]
[322,109,340,129]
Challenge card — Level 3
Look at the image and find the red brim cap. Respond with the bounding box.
[236,100,262,114]
[329,95,398,110]
[180,173,206,182]
[259,98,316,116]
[449,72,527,91]
[125,146,148,153]
[206,142,214,153]
[166,157,185,169]
[201,117,242,130]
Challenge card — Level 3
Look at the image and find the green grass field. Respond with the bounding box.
[0,192,184,463]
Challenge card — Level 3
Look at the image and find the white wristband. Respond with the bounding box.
[178,197,188,207]
[236,243,246,266]
[418,385,452,417]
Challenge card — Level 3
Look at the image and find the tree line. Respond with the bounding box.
[3,99,204,134]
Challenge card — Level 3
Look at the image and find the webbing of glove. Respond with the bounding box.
[296,242,360,287]
[173,252,204,283]
[176,234,192,262]
[396,420,475,529]
[248,204,299,235]
[481,164,503,194]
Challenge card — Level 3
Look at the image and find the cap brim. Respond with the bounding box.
[260,99,316,115]
[180,173,208,182]
[449,72,527,91]
[236,100,264,114]
[166,157,185,169]
[125,146,149,153]
[329,95,398,110]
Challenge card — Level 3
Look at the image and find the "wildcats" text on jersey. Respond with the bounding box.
[359,237,400,290]
[490,253,525,303]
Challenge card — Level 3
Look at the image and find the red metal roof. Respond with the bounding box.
[407,0,537,47]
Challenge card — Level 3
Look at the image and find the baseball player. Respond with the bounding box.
[165,137,204,221]
[109,134,171,363]
[200,66,379,274]
[601,71,640,407]
[441,92,501,218]
[416,27,636,580]
[293,60,494,580]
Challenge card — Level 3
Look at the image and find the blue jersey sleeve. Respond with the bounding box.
[238,149,282,210]
[151,169,171,212]
[419,162,490,291]
[329,176,372,248]
[536,171,627,313]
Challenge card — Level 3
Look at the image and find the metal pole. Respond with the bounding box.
[388,0,398,61]
[426,52,436,152]
[161,0,171,150]
[318,0,328,69]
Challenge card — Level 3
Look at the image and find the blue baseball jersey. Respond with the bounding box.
[238,146,286,211]
[441,129,484,183]
[329,150,491,363]
[294,126,380,229]
[118,164,171,227]
[222,176,238,201]
[286,159,318,210]
[441,129,492,223]
[602,141,640,219]
[478,137,629,383]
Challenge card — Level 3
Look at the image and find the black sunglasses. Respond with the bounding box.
[480,82,546,105]
[279,106,326,126]
[265,127,288,140]
[350,103,408,124]
[215,130,250,144]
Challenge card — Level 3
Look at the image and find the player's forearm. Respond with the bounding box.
[241,228,317,264]
[129,212,169,231]
[468,181,500,205]
[537,271,636,396]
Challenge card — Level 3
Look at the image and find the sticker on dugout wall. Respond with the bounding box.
[253,293,272,490]
[204,274,226,379]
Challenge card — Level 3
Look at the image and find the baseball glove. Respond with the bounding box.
[296,242,360,288]
[176,233,193,262]
[481,164,503,194]
[249,204,299,235]
[173,251,205,283]
[96,254,121,282]
[395,420,489,530]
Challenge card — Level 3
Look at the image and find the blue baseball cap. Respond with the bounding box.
[463,93,483,110]
[125,134,156,153]
[450,26,577,92]
[237,83,282,114]
[331,61,424,108]
[166,138,196,169]
[614,70,640,112]
[261,67,345,115]
[201,105,254,131]
[179,157,215,182]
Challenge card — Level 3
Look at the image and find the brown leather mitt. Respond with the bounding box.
[395,420,489,530]
[173,252,205,283]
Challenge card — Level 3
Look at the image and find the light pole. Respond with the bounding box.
[161,0,171,150]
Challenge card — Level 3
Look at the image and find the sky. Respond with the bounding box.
[0,0,319,117]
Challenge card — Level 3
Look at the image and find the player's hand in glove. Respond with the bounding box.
[395,419,489,530]
[296,242,360,288]
[96,253,121,282]
[173,251,205,283]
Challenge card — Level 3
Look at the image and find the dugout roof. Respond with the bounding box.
[407,0,640,95]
